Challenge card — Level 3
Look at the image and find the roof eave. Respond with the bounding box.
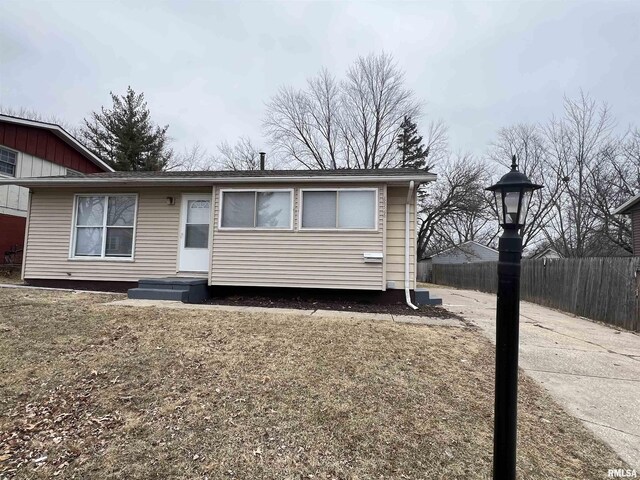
[0,173,437,189]
[612,194,640,215]
[0,115,114,173]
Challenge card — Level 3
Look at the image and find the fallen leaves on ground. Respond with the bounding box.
[0,287,628,479]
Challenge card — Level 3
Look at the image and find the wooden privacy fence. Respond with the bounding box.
[417,260,430,282]
[431,257,640,332]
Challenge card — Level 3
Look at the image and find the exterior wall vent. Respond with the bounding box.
[363,252,383,263]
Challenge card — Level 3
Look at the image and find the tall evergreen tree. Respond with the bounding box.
[396,115,428,169]
[81,87,172,171]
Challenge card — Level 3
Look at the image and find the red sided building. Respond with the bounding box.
[0,115,112,265]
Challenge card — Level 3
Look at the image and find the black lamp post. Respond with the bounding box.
[486,155,542,480]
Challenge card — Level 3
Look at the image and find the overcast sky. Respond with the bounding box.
[1,0,639,165]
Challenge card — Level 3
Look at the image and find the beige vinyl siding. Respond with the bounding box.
[0,151,67,217]
[210,183,385,290]
[23,187,209,281]
[385,186,416,290]
[23,182,419,289]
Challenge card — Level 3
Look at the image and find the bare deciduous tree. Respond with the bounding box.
[167,143,216,171]
[488,92,637,257]
[216,137,260,171]
[264,53,421,170]
[0,105,79,135]
[422,120,449,170]
[264,73,339,170]
[340,53,420,169]
[488,123,563,250]
[417,154,496,258]
[586,128,638,253]
[543,92,617,256]
[214,137,277,171]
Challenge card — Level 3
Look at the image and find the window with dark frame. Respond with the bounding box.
[0,147,17,176]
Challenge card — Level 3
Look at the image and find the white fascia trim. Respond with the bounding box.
[612,193,640,215]
[0,173,437,188]
[0,114,114,173]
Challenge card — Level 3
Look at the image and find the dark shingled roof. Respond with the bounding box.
[73,168,431,179]
[0,167,436,188]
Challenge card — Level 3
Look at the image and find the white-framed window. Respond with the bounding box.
[300,188,378,230]
[70,194,138,259]
[0,147,17,177]
[219,189,293,229]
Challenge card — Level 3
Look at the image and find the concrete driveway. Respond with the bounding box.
[428,285,640,469]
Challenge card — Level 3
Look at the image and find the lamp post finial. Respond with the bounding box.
[511,155,518,171]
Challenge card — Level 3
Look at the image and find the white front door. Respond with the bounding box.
[179,194,211,272]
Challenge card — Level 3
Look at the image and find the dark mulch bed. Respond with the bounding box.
[207,294,460,319]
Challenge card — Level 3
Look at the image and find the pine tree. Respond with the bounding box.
[396,115,428,169]
[81,87,172,171]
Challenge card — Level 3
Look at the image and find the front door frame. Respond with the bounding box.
[178,193,212,273]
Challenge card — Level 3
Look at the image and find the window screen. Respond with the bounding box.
[301,190,376,229]
[185,199,211,248]
[221,191,291,228]
[301,191,337,228]
[338,190,376,229]
[73,195,136,258]
[257,191,291,227]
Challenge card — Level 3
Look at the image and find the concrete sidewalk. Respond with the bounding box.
[428,285,640,469]
[106,298,465,327]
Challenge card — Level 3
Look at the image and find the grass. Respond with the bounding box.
[0,287,626,479]
[0,269,21,285]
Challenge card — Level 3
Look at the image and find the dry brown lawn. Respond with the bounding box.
[0,287,626,479]
[0,270,21,285]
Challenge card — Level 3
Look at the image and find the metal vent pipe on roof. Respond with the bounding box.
[259,152,266,170]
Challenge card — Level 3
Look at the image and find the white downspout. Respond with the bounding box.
[405,181,418,310]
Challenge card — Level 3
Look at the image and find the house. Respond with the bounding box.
[429,240,498,264]
[0,168,435,304]
[530,247,563,259]
[0,115,113,264]
[417,240,498,282]
[613,193,640,255]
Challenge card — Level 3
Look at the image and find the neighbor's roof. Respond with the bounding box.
[0,168,436,188]
[613,193,640,215]
[529,247,563,259]
[0,114,114,173]
[428,240,498,259]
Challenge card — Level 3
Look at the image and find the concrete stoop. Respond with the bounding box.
[128,278,208,304]
[414,288,443,306]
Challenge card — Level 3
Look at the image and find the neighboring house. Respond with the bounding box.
[417,240,498,282]
[530,247,563,259]
[613,194,640,255]
[429,240,499,265]
[0,115,112,263]
[0,169,435,300]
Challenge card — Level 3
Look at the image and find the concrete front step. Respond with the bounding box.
[129,277,209,303]
[414,288,443,306]
[128,287,189,302]
[139,278,207,289]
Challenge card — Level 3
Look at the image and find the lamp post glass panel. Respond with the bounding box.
[486,155,542,480]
